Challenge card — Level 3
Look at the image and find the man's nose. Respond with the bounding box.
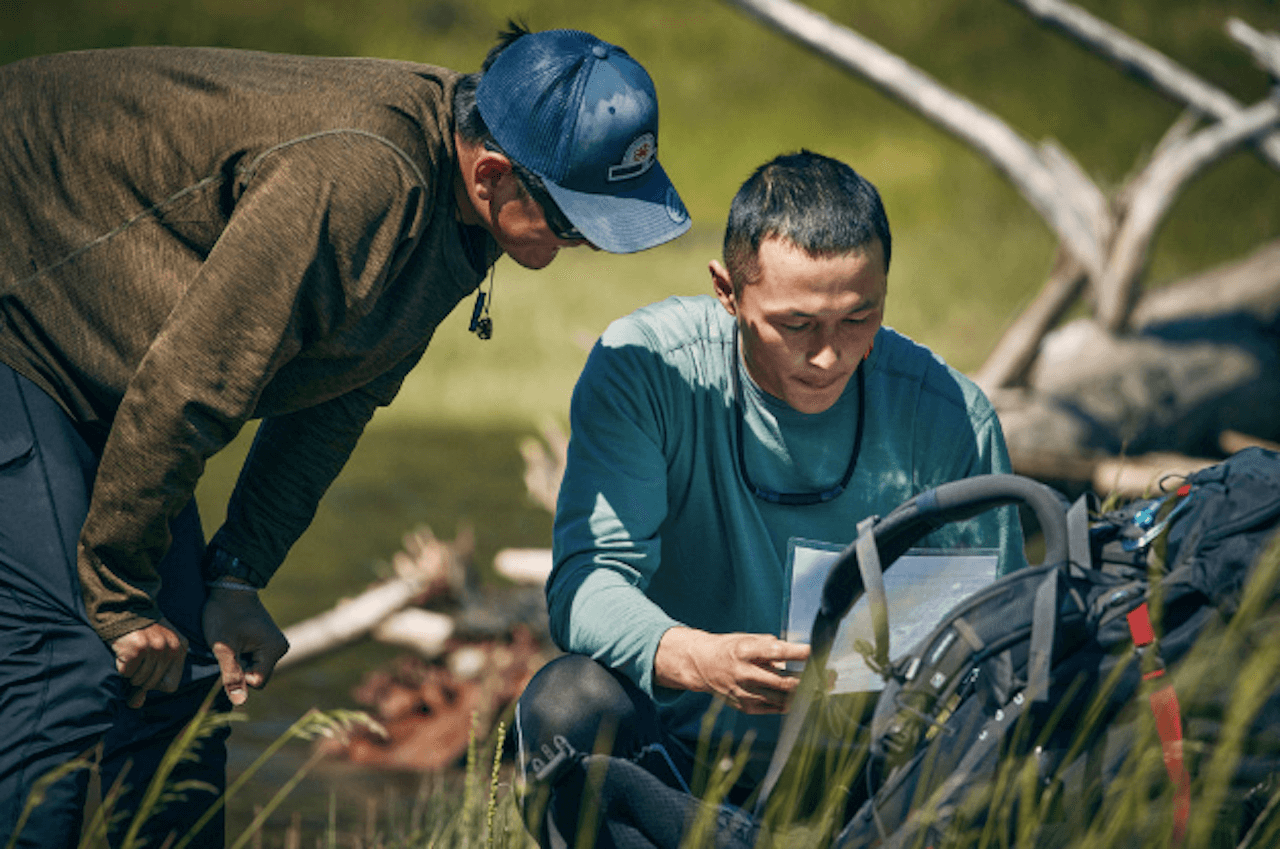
[808,338,840,369]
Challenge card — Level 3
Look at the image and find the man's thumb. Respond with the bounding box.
[212,641,248,706]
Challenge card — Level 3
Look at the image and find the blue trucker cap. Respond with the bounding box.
[476,29,691,254]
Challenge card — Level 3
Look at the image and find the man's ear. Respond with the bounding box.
[710,260,737,316]
[472,149,513,200]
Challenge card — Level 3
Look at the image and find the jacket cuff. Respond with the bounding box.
[94,609,164,645]
[201,544,269,589]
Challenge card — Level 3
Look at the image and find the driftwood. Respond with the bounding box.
[1130,238,1280,330]
[1007,431,1280,498]
[276,525,469,672]
[722,0,1280,481]
[1009,1,1280,170]
[282,523,553,771]
[519,418,568,516]
[278,522,552,672]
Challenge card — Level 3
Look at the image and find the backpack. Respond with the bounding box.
[762,447,1280,848]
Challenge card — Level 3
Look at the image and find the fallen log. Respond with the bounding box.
[1131,238,1280,330]
[1009,445,1219,497]
[370,608,454,659]
[1221,430,1280,455]
[276,526,467,672]
[995,316,1280,463]
[494,547,554,586]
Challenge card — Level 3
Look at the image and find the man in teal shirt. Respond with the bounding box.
[516,151,1025,848]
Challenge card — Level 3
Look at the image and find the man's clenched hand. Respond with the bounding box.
[111,619,188,709]
[202,582,289,706]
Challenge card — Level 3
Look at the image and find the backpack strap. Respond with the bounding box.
[1066,492,1095,574]
[752,663,819,817]
[755,516,892,817]
[855,515,891,675]
[1127,602,1190,845]
[1026,569,1061,703]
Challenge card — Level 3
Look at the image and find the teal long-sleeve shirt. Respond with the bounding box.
[548,295,1025,756]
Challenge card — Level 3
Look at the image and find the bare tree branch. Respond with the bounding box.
[721,0,1105,277]
[277,526,465,671]
[973,249,1087,394]
[519,419,568,515]
[1096,98,1280,331]
[1008,0,1280,170]
[278,573,438,671]
[1039,139,1112,251]
[1227,18,1280,80]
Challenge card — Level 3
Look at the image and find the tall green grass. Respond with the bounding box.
[17,533,1278,847]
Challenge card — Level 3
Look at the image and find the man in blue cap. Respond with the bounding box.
[0,23,688,847]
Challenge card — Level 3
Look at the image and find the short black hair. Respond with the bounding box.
[723,150,891,290]
[453,19,532,144]
[453,20,549,202]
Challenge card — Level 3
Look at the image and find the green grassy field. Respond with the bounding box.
[4,0,1279,841]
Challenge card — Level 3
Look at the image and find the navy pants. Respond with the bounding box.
[0,364,229,848]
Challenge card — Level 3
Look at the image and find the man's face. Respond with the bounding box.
[456,142,591,270]
[488,189,591,270]
[713,236,886,414]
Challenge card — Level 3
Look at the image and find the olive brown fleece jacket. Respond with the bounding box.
[0,46,499,642]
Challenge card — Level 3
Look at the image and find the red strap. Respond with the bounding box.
[1127,604,1156,647]
[1150,686,1191,845]
[1127,603,1190,845]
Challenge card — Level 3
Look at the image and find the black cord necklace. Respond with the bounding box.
[732,323,866,506]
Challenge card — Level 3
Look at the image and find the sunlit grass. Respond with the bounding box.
[22,528,1274,848]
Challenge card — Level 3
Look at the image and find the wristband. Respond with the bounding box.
[202,544,259,587]
[207,577,258,592]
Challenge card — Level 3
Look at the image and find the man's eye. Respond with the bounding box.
[781,323,809,332]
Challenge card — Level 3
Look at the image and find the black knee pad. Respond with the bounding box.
[518,654,650,777]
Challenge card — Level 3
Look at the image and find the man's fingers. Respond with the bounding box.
[212,641,248,706]
[742,635,809,663]
[110,621,188,709]
[242,640,288,690]
[733,635,810,668]
[773,641,811,662]
[728,687,788,715]
[242,650,268,690]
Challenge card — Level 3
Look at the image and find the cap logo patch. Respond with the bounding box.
[607,132,656,182]
[665,186,688,224]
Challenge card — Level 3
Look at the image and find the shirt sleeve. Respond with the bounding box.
[78,132,428,642]
[547,328,683,696]
[208,345,426,587]
[911,370,1029,576]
